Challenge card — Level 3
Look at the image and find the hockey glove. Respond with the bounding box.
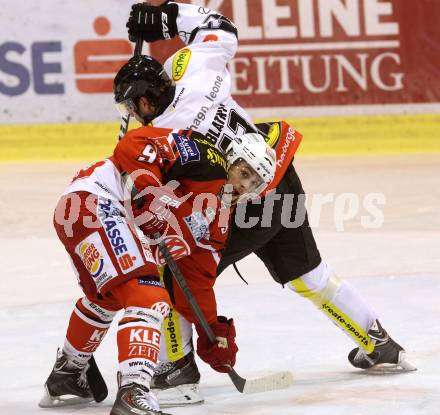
[126,2,179,43]
[132,195,168,238]
[196,316,238,373]
[131,180,186,238]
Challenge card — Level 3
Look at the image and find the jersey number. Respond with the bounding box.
[137,144,157,163]
[218,110,255,152]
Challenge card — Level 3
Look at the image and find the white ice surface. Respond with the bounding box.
[1,156,439,415]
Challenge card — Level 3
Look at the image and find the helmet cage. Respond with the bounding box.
[226,133,276,195]
[229,158,265,196]
[115,97,138,118]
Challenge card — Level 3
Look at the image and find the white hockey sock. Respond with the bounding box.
[288,261,379,353]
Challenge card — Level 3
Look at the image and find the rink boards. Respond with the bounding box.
[1,113,439,162]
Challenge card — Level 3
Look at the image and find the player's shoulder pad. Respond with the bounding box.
[188,13,238,44]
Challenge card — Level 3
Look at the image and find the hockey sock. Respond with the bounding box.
[289,261,379,353]
[63,297,117,366]
[117,307,164,388]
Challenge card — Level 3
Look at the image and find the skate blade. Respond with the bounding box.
[243,371,293,394]
[154,383,204,408]
[38,385,94,408]
[366,352,417,374]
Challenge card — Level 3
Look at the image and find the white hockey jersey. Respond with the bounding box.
[152,3,257,153]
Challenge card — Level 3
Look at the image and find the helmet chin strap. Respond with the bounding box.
[137,108,158,126]
[141,115,152,126]
[219,184,234,208]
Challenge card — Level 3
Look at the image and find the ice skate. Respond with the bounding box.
[348,320,417,373]
[150,351,204,407]
[110,383,171,415]
[39,349,96,407]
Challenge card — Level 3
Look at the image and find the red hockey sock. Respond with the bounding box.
[63,297,117,364]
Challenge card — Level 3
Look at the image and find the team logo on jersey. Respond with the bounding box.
[172,48,192,81]
[78,241,104,277]
[172,133,200,164]
[151,302,171,318]
[154,235,191,266]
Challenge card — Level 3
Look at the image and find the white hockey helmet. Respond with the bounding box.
[225,133,276,193]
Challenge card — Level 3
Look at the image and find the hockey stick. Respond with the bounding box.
[118,36,144,140]
[154,233,294,394]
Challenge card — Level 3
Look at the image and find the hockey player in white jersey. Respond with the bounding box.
[117,0,416,406]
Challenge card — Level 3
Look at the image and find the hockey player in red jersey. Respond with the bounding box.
[118,0,415,407]
[39,125,276,415]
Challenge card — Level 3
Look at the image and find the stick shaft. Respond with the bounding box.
[155,234,247,392]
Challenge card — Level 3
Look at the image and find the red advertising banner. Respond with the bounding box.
[150,0,440,108]
[1,0,438,123]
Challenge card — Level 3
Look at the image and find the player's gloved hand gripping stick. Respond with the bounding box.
[154,233,294,394]
[120,172,293,393]
[119,2,293,393]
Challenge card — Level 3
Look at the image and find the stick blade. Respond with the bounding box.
[242,371,293,394]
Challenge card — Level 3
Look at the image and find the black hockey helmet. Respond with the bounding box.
[113,55,175,124]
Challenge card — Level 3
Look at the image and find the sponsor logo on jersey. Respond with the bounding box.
[158,193,182,208]
[184,212,210,242]
[266,122,281,148]
[203,34,219,42]
[151,301,171,317]
[149,135,177,162]
[172,133,200,164]
[78,241,104,277]
[161,12,171,40]
[165,309,181,355]
[97,198,143,274]
[171,87,185,109]
[83,328,108,352]
[172,48,191,81]
[75,232,118,291]
[155,235,191,266]
[124,308,161,324]
[277,127,297,168]
[207,148,228,171]
[85,300,115,321]
[127,327,161,361]
[137,277,164,288]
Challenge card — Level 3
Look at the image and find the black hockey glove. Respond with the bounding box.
[126,2,179,43]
